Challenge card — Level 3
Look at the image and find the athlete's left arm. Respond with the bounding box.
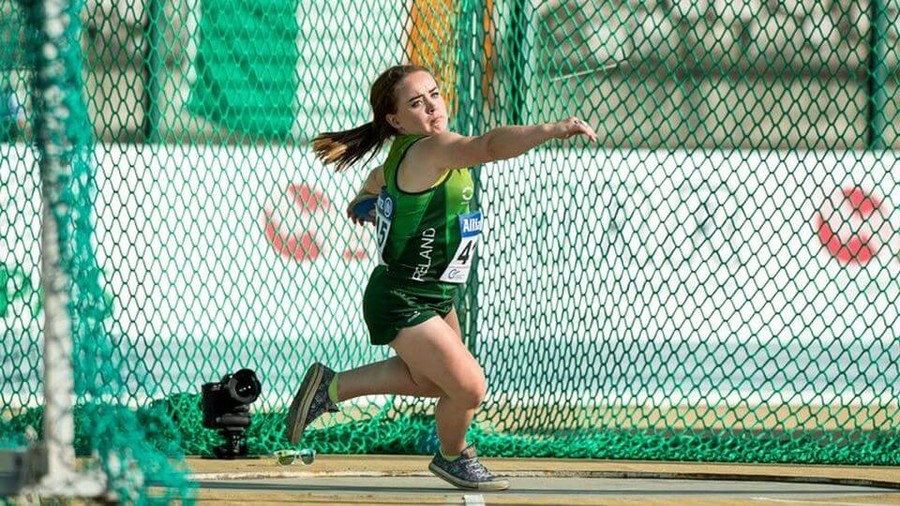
[413,118,597,174]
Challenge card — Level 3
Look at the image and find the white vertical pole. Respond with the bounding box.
[40,196,77,489]
[30,0,105,497]
[36,0,77,487]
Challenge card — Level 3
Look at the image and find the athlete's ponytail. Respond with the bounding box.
[312,64,429,172]
[312,122,389,172]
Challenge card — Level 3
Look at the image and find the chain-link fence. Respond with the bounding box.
[2,0,899,500]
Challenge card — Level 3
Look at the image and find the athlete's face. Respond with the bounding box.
[386,71,448,136]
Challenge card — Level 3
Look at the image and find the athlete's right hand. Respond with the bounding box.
[346,191,378,226]
[553,117,597,142]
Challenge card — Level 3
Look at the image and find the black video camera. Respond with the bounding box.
[201,368,261,459]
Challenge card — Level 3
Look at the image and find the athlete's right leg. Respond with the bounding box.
[287,312,459,444]
[336,355,444,400]
[337,308,463,400]
[286,355,445,444]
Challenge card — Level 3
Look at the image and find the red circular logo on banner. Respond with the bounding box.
[816,187,884,265]
[263,183,328,262]
[262,182,370,263]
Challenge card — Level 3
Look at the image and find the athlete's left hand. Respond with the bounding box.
[552,117,597,142]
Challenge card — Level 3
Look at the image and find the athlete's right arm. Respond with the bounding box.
[414,117,597,173]
[346,165,384,226]
[360,164,384,195]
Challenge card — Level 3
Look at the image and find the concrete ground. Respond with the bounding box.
[189,455,900,505]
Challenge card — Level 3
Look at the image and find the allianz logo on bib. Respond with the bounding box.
[377,189,394,219]
[459,212,483,237]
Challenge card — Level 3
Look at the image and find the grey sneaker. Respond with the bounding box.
[286,362,339,445]
[428,445,509,491]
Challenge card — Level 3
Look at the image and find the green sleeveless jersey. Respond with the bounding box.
[375,134,482,286]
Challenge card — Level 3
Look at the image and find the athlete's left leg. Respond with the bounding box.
[443,307,462,340]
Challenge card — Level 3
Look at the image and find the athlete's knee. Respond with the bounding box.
[450,366,486,408]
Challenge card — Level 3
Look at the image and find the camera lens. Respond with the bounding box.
[228,368,261,404]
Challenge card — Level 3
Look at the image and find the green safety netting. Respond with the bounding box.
[2,0,899,501]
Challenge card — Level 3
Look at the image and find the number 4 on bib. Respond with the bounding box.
[440,211,482,283]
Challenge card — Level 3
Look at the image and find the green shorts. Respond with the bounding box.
[363,265,458,345]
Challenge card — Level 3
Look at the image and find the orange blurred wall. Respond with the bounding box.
[407,0,495,115]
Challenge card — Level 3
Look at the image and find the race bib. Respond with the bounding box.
[375,189,394,265]
[439,211,482,283]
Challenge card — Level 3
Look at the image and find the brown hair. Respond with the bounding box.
[312,64,430,172]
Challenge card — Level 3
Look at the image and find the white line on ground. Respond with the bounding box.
[463,494,485,506]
